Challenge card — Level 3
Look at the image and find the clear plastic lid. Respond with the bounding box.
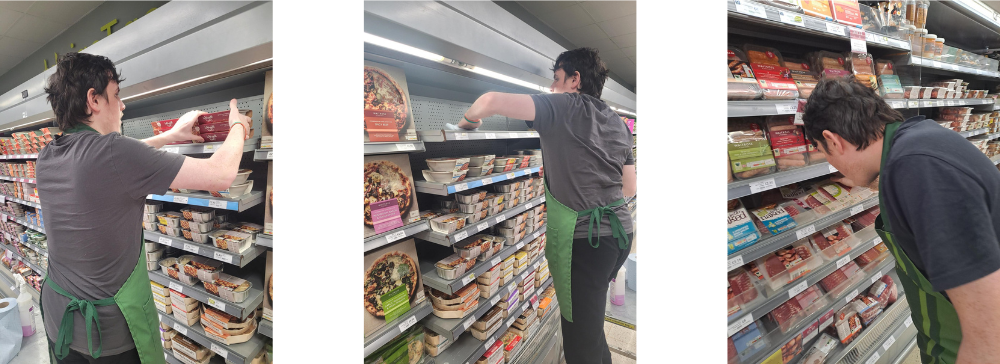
[743,44,785,66]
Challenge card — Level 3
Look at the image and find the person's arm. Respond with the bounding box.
[459,92,536,129]
[143,110,206,149]
[622,164,636,197]
[949,270,1000,364]
[170,99,250,191]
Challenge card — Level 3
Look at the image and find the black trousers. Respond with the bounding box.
[560,233,633,364]
[48,339,141,364]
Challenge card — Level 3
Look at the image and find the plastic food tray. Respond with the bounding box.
[472,316,504,341]
[202,273,252,303]
[201,311,257,345]
[435,254,476,280]
[430,214,468,234]
[454,236,487,259]
[171,302,201,326]
[456,190,487,204]
[143,222,158,232]
[210,230,253,254]
[159,256,192,281]
[232,169,252,186]
[184,256,224,282]
[144,203,163,214]
[144,213,158,223]
[202,305,255,330]
[468,155,495,168]
[164,226,182,237]
[157,212,183,227]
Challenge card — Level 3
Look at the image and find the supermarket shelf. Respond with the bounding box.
[15,239,48,259]
[6,215,44,234]
[258,319,272,339]
[363,141,426,155]
[253,148,273,161]
[423,278,520,343]
[727,195,880,272]
[363,300,433,357]
[905,98,994,109]
[514,304,563,364]
[1,244,45,277]
[417,130,539,142]
[727,100,798,117]
[0,175,35,184]
[414,196,545,246]
[143,230,264,268]
[364,220,430,253]
[162,349,226,364]
[727,162,837,200]
[0,262,39,304]
[605,286,635,330]
[256,234,272,249]
[414,166,542,196]
[958,128,989,138]
[422,225,545,294]
[902,56,1000,78]
[848,313,917,364]
[156,310,264,364]
[0,194,40,209]
[147,269,262,319]
[146,190,264,212]
[728,230,883,326]
[738,259,898,364]
[431,278,551,364]
[0,154,38,160]
[992,154,1000,166]
[161,139,258,156]
[727,0,910,51]
[891,338,918,364]
[823,296,913,364]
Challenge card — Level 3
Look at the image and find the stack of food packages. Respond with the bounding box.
[143,202,263,254]
[0,161,36,178]
[728,236,899,364]
[365,324,427,364]
[0,200,24,219]
[0,181,39,203]
[6,259,42,291]
[903,79,991,101]
[0,220,25,242]
[424,176,545,237]
[151,109,256,145]
[0,127,60,156]
[728,117,826,182]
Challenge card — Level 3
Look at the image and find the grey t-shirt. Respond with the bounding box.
[39,130,184,356]
[528,92,635,239]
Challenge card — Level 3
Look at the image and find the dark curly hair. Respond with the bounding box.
[44,52,125,130]
[802,77,902,152]
[552,47,609,98]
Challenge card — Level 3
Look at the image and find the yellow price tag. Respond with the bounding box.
[760,350,783,364]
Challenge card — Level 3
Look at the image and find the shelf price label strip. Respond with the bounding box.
[147,194,239,210]
[445,167,542,194]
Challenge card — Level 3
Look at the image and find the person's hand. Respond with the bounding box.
[228,99,251,140]
[456,115,481,130]
[166,110,206,143]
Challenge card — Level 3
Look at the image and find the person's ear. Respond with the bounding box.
[572,71,581,90]
[86,88,100,114]
[822,130,843,155]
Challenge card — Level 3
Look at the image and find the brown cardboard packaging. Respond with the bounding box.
[363,238,426,337]
[364,61,418,142]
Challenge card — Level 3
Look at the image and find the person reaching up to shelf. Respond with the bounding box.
[37,52,250,364]
[802,77,1000,364]
[456,47,637,364]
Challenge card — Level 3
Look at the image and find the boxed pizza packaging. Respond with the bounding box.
[263,251,273,322]
[364,153,421,238]
[264,161,273,235]
[261,70,273,148]
[365,61,418,142]
[363,238,426,338]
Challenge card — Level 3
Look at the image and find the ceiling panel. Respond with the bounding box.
[26,1,102,25]
[596,13,636,37]
[0,10,20,36]
[610,32,635,48]
[621,46,635,58]
[562,23,608,45]
[535,4,595,31]
[0,36,39,57]
[0,1,105,80]
[580,0,635,22]
[5,13,63,44]
[0,1,32,13]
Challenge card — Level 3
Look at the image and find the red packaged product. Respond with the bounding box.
[880,275,898,305]
[793,285,825,309]
[855,242,888,265]
[819,261,860,292]
[151,119,179,132]
[197,109,253,125]
[729,269,759,303]
[728,337,739,362]
[198,122,232,134]
[831,0,863,28]
[770,299,805,333]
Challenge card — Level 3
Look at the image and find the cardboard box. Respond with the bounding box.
[261,70,273,148]
[264,161,273,235]
[364,154,421,238]
[363,238,426,338]
[364,61,418,142]
[263,251,273,321]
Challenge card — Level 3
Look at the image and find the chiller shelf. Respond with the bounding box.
[421,225,545,294]
[728,230,883,327]
[363,300,433,357]
[161,138,258,156]
[727,195,880,272]
[902,56,1000,78]
[365,220,430,253]
[0,194,40,209]
[0,154,38,160]
[958,128,989,138]
[146,190,264,212]
[736,259,898,364]
[156,311,264,364]
[727,162,837,200]
[423,278,519,343]
[730,98,995,118]
[417,130,539,142]
[0,263,39,304]
[414,166,541,196]
[413,196,545,246]
[822,296,913,364]
[992,154,1000,166]
[162,349,226,364]
[143,230,264,268]
[906,98,995,108]
[256,233,273,249]
[1,244,45,277]
[258,319,272,339]
[11,238,48,258]
[0,176,35,184]
[147,269,262,320]
[6,215,45,234]
[363,141,426,155]
[253,148,273,161]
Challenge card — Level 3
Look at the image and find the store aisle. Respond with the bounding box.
[9,310,47,364]
[604,321,636,364]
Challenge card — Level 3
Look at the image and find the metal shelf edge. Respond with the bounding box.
[363,300,434,357]
[146,190,264,212]
[414,166,542,196]
[365,220,431,252]
[147,269,262,319]
[143,230,260,267]
[727,162,837,200]
[421,225,546,294]
[363,141,426,155]
[156,310,264,364]
[414,196,545,246]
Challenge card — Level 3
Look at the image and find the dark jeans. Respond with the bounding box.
[48,339,141,364]
[560,233,633,364]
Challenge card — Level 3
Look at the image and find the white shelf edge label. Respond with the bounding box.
[491,257,502,267]
[202,144,217,153]
[788,281,808,299]
[172,196,188,204]
[734,0,767,18]
[748,178,777,194]
[168,282,183,293]
[728,256,744,271]
[505,315,517,328]
[873,236,883,246]
[890,101,905,109]
[836,256,851,269]
[796,225,816,240]
[846,289,860,303]
[496,214,506,223]
[463,318,475,330]
[728,314,754,337]
[213,251,233,264]
[485,339,495,351]
[182,243,199,254]
[208,199,227,209]
[871,271,884,284]
[455,133,469,140]
[210,343,228,359]
[207,297,226,311]
[516,242,525,250]
[851,204,864,216]
[164,147,179,154]
[826,22,845,36]
[506,172,516,180]
[174,325,187,336]
[775,103,798,114]
[453,231,469,241]
[883,335,896,351]
[491,295,501,306]
[397,315,418,333]
[385,230,406,243]
[462,273,475,286]
[396,143,416,151]
[482,177,493,185]
[454,183,469,192]
[525,202,533,209]
[865,352,881,364]
[777,10,804,27]
[905,316,913,327]
[477,222,489,232]
[908,101,919,108]
[484,133,496,139]
[266,150,274,159]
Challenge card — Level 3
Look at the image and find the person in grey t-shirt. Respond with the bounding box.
[38,52,250,364]
[457,48,636,364]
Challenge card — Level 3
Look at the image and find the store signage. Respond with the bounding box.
[364,110,401,142]
[42,7,159,71]
[371,199,404,234]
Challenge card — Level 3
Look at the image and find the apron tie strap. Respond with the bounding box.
[581,199,629,249]
[48,278,116,359]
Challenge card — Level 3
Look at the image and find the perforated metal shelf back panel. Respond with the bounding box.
[410,95,530,132]
[120,96,264,139]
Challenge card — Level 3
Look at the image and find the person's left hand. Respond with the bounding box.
[165,110,206,143]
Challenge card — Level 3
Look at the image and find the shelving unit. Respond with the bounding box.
[160,139,258,156]
[727,0,910,50]
[143,230,264,268]
[363,141,426,155]
[421,226,545,294]
[157,311,265,364]
[146,190,264,212]
[258,319,273,339]
[822,296,914,364]
[901,56,1000,78]
[414,196,545,246]
[363,301,434,357]
[253,148,274,161]
[417,130,540,142]
[422,279,519,343]
[414,166,542,195]
[148,269,262,319]
[0,194,41,209]
[729,98,995,118]
[728,162,838,200]
[0,154,38,160]
[364,220,430,253]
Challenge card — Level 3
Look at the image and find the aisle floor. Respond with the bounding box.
[9,311,48,364]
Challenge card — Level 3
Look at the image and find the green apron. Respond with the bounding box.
[875,121,962,364]
[543,177,628,322]
[40,123,165,363]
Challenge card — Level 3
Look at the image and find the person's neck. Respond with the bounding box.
[863,137,885,177]
[84,120,114,135]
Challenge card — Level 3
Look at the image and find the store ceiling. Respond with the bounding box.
[0,1,103,77]
[497,1,636,92]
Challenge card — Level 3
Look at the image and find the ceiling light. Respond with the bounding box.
[363,33,446,63]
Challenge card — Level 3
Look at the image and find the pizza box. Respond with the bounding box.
[428,283,479,307]
[263,250,273,321]
[514,308,537,329]
[474,306,504,331]
[364,154,421,239]
[171,334,213,362]
[202,305,254,330]
[478,263,504,284]
[424,329,445,346]
[471,315,504,341]
[196,109,252,125]
[431,298,478,319]
[201,312,257,345]
[364,61,418,143]
[426,335,452,357]
[478,274,501,298]
[364,238,426,338]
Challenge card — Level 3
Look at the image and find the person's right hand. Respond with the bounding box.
[166,110,206,143]
[228,99,251,140]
